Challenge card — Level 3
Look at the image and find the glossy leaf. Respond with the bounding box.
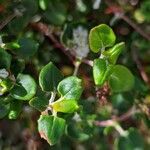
[0,48,12,69]
[38,115,66,145]
[103,42,125,64]
[89,24,116,53]
[109,65,135,92]
[29,89,49,111]
[39,62,63,92]
[57,76,83,101]
[93,58,113,86]
[51,99,79,113]
[10,74,37,100]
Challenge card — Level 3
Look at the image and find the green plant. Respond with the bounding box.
[0,23,136,146]
[0,1,150,149]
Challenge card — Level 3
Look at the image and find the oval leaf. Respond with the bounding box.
[57,76,83,101]
[89,24,116,53]
[39,62,63,92]
[10,74,37,100]
[29,89,49,112]
[93,58,113,86]
[38,115,66,145]
[109,65,135,92]
[16,37,39,58]
[51,99,79,113]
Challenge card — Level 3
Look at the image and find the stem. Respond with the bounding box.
[114,123,128,137]
[73,60,81,76]
[95,120,127,136]
[49,91,56,104]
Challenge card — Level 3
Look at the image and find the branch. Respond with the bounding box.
[94,106,138,127]
[121,15,150,41]
[0,9,23,30]
[30,22,75,64]
[105,1,150,41]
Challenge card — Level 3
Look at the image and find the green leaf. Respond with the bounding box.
[8,101,22,119]
[3,42,20,50]
[38,115,66,145]
[39,62,63,92]
[109,65,135,92]
[0,48,12,69]
[103,42,125,64]
[93,58,113,86]
[89,24,116,53]
[115,128,144,150]
[51,99,79,113]
[29,89,49,112]
[57,76,83,101]
[39,0,49,10]
[10,74,37,100]
[15,37,39,58]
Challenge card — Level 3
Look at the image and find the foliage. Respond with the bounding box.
[0,0,150,149]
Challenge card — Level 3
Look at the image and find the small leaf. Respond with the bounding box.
[93,58,113,86]
[0,48,12,69]
[4,42,20,50]
[39,0,49,10]
[103,42,125,64]
[51,99,79,113]
[15,37,39,58]
[109,65,135,92]
[10,74,37,100]
[89,24,116,53]
[39,62,63,92]
[29,89,49,112]
[57,76,83,101]
[8,101,22,119]
[38,115,66,145]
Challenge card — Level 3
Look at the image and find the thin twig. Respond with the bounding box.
[105,0,150,41]
[0,13,16,30]
[0,9,23,30]
[30,22,93,67]
[30,22,75,64]
[94,106,138,127]
[73,60,81,76]
[121,15,150,41]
